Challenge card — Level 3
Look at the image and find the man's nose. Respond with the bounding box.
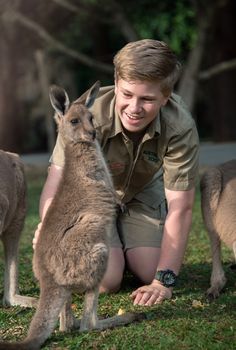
[129,98,142,113]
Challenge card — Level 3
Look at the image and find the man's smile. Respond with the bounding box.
[124,112,144,120]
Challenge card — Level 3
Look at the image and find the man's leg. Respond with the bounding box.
[125,247,161,284]
[118,198,166,284]
[99,247,125,293]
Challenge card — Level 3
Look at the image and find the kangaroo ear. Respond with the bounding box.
[49,85,70,116]
[84,81,101,108]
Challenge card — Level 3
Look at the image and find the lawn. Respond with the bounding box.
[0,166,235,350]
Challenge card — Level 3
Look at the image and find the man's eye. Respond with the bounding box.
[70,118,80,125]
[143,98,155,102]
[123,92,132,98]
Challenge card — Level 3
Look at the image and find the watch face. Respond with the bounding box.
[163,271,176,286]
[156,269,177,287]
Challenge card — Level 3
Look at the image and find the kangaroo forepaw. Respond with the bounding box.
[116,202,129,215]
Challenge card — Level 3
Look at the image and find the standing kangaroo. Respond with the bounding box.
[0,150,37,308]
[0,82,144,350]
[200,159,236,298]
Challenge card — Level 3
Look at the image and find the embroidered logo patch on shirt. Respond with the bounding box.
[109,162,126,170]
[143,150,159,163]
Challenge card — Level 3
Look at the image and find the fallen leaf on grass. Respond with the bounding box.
[117,308,126,315]
[192,300,205,309]
[71,303,77,311]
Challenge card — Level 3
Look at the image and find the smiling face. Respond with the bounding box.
[114,79,169,135]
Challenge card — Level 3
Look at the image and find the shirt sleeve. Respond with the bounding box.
[49,134,65,167]
[163,120,199,191]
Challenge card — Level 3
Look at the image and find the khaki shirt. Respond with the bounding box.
[51,86,199,209]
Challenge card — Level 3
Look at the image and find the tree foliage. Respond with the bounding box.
[0,0,235,152]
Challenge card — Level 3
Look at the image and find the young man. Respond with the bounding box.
[33,39,199,306]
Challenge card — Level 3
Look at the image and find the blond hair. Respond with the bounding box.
[113,39,181,96]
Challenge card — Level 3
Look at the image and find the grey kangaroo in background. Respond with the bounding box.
[200,159,236,298]
[0,81,144,350]
[0,150,37,308]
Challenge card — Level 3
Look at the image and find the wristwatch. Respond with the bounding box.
[155,269,177,287]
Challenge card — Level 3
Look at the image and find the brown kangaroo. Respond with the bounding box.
[0,82,144,350]
[200,159,236,298]
[0,150,37,308]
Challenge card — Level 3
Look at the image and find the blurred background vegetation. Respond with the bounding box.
[0,0,236,154]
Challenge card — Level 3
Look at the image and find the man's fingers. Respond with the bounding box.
[133,288,161,306]
[32,222,42,250]
[131,285,153,296]
[133,292,143,305]
[155,290,172,304]
[133,292,149,306]
[144,293,160,306]
[154,297,164,304]
[131,282,173,306]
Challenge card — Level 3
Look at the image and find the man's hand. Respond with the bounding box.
[130,280,172,306]
[32,222,42,250]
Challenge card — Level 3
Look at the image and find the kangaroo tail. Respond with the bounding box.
[0,342,38,350]
[0,280,70,350]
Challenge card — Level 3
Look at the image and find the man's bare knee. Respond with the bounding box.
[99,247,125,294]
[99,281,121,294]
[126,247,161,284]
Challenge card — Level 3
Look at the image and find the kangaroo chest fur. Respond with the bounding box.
[34,141,116,290]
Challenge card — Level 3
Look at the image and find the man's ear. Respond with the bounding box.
[114,79,118,95]
[161,93,171,107]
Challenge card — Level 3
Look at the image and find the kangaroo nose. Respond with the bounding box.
[89,129,96,140]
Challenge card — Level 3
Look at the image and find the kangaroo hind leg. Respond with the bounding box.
[79,288,146,333]
[59,293,80,332]
[80,288,99,332]
[2,218,37,308]
[230,241,236,270]
[21,279,70,350]
[207,231,226,299]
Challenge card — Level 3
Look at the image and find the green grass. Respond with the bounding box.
[0,169,235,349]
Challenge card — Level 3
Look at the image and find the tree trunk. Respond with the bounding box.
[197,0,236,142]
[35,50,56,153]
[0,22,24,152]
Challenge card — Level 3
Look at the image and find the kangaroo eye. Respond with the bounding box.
[70,118,80,125]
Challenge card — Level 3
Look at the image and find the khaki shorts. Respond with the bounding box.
[109,198,167,251]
